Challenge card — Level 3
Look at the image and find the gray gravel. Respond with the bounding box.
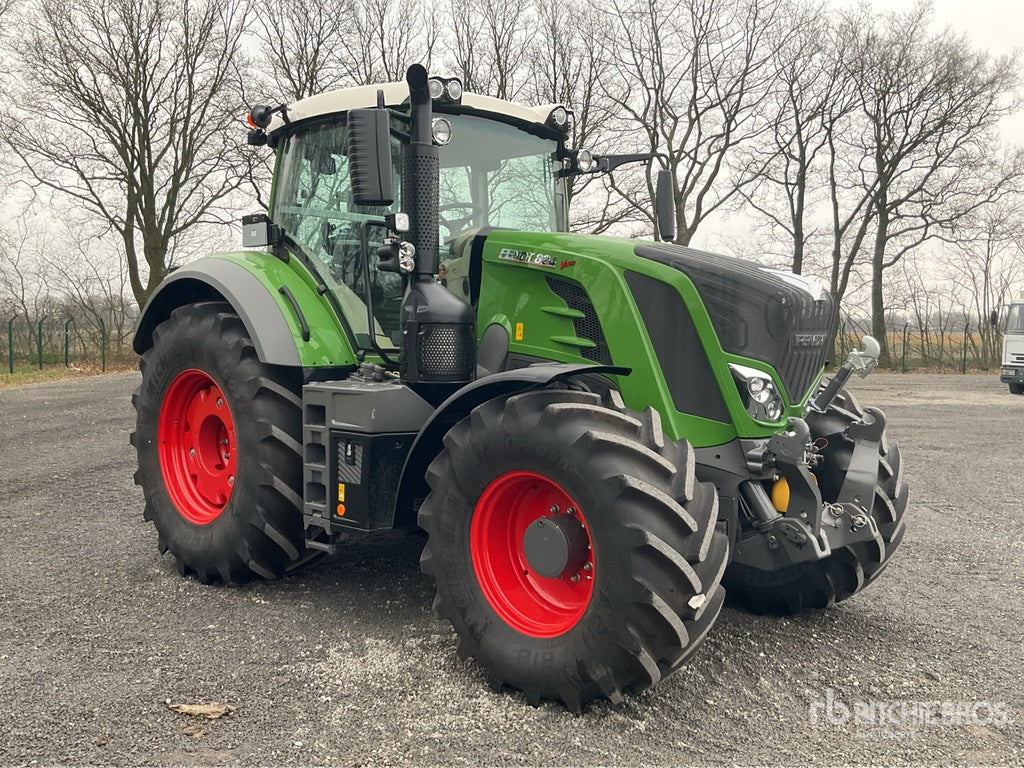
[0,372,1021,766]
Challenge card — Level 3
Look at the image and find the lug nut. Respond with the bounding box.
[570,573,580,583]
[549,505,559,514]
[582,562,592,572]
[189,448,196,457]
[567,506,576,515]
[228,476,234,486]
[216,398,223,408]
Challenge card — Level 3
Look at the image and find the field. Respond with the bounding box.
[0,372,1021,765]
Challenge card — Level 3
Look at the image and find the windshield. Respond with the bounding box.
[1007,304,1024,335]
[437,114,563,238]
[271,112,564,347]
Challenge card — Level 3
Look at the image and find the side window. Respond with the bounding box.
[274,120,403,346]
[1007,305,1024,335]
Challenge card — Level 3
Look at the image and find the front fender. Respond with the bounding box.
[392,363,630,527]
[133,253,356,368]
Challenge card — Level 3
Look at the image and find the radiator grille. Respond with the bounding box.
[636,243,837,403]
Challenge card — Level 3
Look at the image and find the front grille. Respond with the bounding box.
[545,276,612,364]
[636,243,837,403]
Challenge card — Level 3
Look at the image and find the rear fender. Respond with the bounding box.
[392,363,630,528]
[133,254,356,367]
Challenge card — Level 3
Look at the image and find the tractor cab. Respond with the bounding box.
[254,81,574,353]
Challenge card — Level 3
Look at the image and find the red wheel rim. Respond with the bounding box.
[157,369,237,524]
[470,470,595,637]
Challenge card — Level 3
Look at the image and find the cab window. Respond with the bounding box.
[273,120,403,347]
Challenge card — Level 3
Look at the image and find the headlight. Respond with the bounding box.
[427,78,445,100]
[445,79,463,100]
[576,149,596,173]
[729,363,785,422]
[431,117,453,145]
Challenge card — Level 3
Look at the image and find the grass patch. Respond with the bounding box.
[0,364,135,389]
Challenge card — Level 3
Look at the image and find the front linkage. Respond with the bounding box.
[724,337,906,612]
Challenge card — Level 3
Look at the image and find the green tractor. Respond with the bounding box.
[131,65,908,709]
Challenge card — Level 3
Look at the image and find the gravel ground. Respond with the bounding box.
[0,372,1021,766]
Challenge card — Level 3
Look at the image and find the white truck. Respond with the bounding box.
[999,301,1024,394]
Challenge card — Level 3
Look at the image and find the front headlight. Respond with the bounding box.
[729,363,785,422]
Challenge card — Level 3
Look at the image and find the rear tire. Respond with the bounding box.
[418,388,728,709]
[724,386,908,614]
[131,301,312,584]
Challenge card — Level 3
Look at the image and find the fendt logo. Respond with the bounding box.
[794,333,828,348]
[497,248,559,268]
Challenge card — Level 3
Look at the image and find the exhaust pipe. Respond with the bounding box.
[399,65,476,390]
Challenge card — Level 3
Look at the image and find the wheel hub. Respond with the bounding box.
[470,470,595,637]
[522,514,589,578]
[157,369,237,525]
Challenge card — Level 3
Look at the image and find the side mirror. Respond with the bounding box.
[347,95,394,207]
[655,169,676,243]
[990,310,1000,329]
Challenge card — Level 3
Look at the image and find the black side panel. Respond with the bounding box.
[544,276,613,365]
[330,431,416,530]
[625,270,731,423]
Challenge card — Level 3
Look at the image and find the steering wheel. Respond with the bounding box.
[438,202,478,240]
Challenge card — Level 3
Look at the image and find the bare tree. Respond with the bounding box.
[944,200,1024,367]
[522,0,615,225]
[597,0,789,245]
[2,0,252,308]
[444,0,531,99]
[0,213,57,355]
[737,2,859,275]
[339,0,438,85]
[838,1,1023,365]
[250,0,357,101]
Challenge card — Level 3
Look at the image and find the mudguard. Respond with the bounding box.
[392,363,630,528]
[133,254,356,368]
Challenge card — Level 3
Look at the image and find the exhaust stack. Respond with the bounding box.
[399,65,476,389]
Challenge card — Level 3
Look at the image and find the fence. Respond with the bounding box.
[0,311,1007,377]
[2,314,135,374]
[836,317,1001,373]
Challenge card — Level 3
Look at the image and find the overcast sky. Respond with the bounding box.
[841,0,1023,141]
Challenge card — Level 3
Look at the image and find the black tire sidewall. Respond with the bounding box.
[431,422,644,692]
[136,307,271,566]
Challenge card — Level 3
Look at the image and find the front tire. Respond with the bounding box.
[131,301,309,584]
[418,388,728,709]
[1009,383,1023,395]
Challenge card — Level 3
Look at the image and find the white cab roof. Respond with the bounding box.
[267,81,561,134]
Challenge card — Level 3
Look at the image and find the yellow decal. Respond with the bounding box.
[515,322,524,341]
[337,483,346,502]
